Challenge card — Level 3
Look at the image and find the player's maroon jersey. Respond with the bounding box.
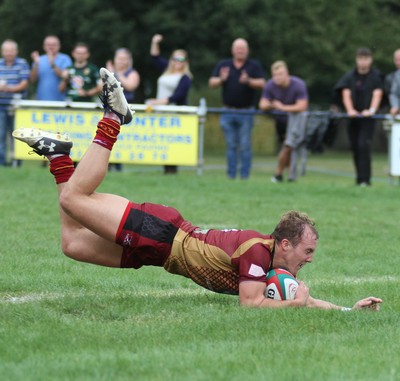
[116,202,275,295]
[164,221,274,294]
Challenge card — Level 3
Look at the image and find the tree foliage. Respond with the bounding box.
[0,0,399,106]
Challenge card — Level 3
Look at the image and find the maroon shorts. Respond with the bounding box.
[115,202,185,268]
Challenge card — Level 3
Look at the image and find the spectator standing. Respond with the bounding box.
[106,47,140,172]
[0,39,30,166]
[209,38,265,179]
[147,34,193,174]
[334,48,383,186]
[30,35,72,101]
[259,61,309,182]
[105,48,140,104]
[60,42,101,102]
[387,49,400,117]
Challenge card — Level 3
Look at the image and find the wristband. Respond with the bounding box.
[341,307,352,312]
[369,107,376,113]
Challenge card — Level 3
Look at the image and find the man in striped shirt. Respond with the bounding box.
[0,39,30,166]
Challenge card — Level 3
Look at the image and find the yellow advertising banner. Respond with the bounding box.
[14,108,199,165]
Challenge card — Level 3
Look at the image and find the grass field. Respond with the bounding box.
[1,152,400,381]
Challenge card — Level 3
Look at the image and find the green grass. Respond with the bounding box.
[1,152,400,381]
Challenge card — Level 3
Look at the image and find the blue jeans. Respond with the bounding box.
[0,109,14,166]
[220,111,254,178]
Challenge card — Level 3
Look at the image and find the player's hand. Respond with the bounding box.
[352,296,382,311]
[294,281,309,307]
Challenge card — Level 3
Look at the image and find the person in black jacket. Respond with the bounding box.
[334,48,383,186]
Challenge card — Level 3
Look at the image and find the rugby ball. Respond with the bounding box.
[264,268,298,300]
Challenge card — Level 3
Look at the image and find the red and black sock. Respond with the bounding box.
[49,156,75,184]
[93,117,121,151]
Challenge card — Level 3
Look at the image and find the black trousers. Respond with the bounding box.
[347,118,375,185]
[275,119,287,146]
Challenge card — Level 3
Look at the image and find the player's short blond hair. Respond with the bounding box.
[272,210,318,246]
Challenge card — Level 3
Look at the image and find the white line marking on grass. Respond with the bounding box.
[0,288,210,304]
[0,293,62,304]
[305,275,399,286]
[1,276,397,304]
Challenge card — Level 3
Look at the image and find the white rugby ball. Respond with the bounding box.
[264,268,298,300]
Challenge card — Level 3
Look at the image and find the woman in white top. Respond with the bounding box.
[148,34,193,174]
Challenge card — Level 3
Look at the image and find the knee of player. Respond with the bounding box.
[59,186,75,214]
[60,235,80,260]
[60,237,74,258]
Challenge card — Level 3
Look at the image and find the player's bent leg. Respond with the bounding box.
[61,224,123,267]
[55,183,121,267]
[59,188,130,243]
[13,68,135,264]
[62,68,133,198]
[58,68,134,238]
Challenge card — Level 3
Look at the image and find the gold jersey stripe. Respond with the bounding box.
[231,238,275,258]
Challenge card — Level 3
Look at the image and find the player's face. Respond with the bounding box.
[286,226,318,276]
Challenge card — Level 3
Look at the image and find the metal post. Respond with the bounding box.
[197,97,207,176]
[383,118,393,185]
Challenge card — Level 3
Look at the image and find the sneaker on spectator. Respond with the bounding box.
[271,175,283,183]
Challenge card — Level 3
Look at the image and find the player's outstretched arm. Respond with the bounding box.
[307,295,383,311]
[239,281,383,311]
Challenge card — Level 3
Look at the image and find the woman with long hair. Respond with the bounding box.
[147,34,193,174]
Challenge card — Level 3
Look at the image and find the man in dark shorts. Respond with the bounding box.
[13,68,381,311]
